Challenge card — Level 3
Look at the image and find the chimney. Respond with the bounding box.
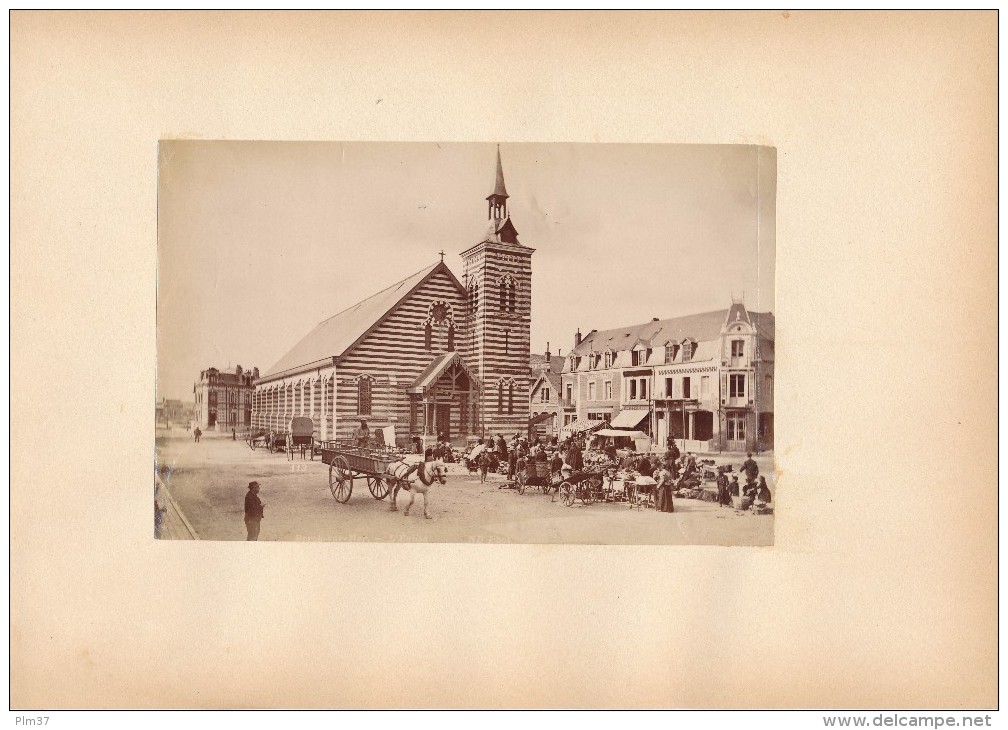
[652,317,659,322]
[545,341,551,360]
[574,329,582,347]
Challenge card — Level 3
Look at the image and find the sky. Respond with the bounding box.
[157,142,775,401]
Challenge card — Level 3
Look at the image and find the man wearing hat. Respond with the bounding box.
[244,481,264,541]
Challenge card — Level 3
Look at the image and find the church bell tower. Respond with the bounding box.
[460,146,534,438]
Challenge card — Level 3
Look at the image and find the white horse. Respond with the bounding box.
[385,455,449,519]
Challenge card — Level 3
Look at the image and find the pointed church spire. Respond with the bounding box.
[486,145,510,222]
[491,144,509,199]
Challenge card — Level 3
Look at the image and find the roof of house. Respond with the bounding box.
[529,354,566,373]
[200,369,254,386]
[569,307,774,359]
[263,260,456,379]
[531,371,562,398]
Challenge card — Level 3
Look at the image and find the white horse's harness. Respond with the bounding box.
[386,458,446,490]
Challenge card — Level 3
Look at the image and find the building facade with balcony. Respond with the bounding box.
[562,301,774,452]
[193,365,259,432]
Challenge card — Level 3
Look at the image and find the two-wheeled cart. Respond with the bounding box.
[319,441,402,504]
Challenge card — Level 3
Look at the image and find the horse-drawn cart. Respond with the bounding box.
[285,416,316,460]
[556,467,615,507]
[320,441,401,504]
[244,429,269,450]
[516,460,559,496]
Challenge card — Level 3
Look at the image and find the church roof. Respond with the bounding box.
[483,215,520,244]
[262,261,453,380]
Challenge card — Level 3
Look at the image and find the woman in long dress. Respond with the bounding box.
[654,464,674,513]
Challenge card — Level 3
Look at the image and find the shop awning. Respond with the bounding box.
[560,418,606,435]
[609,409,650,429]
[596,429,649,439]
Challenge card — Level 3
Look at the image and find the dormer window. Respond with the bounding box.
[604,351,612,369]
[682,340,694,362]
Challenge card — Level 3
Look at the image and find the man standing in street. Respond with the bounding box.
[244,481,264,541]
[741,452,760,494]
[193,426,202,443]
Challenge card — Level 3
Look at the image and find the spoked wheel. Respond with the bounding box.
[329,456,353,503]
[367,474,390,500]
[561,481,576,507]
[581,485,596,506]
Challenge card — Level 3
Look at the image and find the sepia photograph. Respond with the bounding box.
[156,141,776,545]
[12,9,996,712]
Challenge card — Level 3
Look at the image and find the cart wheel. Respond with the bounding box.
[561,482,575,507]
[582,487,595,506]
[367,475,389,500]
[329,456,353,503]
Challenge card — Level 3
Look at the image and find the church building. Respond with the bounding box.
[251,148,533,447]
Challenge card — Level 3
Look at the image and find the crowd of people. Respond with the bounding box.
[461,431,773,514]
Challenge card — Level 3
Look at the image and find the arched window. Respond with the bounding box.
[424,321,432,350]
[508,281,516,313]
[469,282,479,314]
[497,381,504,415]
[508,381,514,415]
[499,280,507,311]
[357,377,372,416]
[447,324,455,351]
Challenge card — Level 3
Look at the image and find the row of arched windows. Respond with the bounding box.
[251,378,331,432]
[467,276,518,315]
[424,321,456,351]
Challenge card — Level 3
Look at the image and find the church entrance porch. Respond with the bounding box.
[408,352,481,449]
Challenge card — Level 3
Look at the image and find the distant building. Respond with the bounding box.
[155,398,194,428]
[561,302,774,452]
[193,365,259,431]
[528,343,565,439]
